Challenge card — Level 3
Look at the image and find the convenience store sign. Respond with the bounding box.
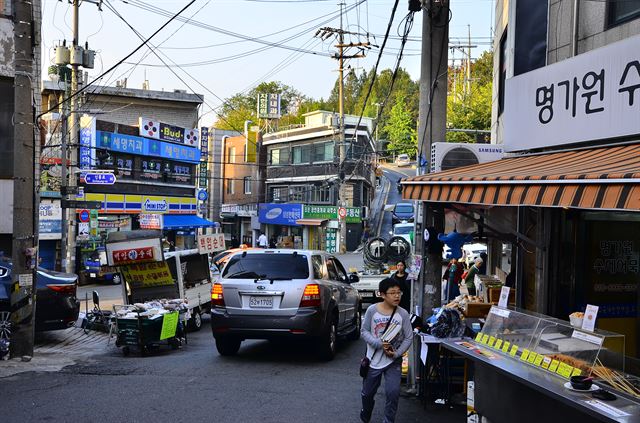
[303,205,361,223]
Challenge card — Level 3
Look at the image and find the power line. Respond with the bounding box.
[38,0,197,119]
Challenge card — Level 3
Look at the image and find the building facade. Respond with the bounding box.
[40,83,207,271]
[261,111,374,252]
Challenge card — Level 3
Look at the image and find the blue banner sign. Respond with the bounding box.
[258,203,302,226]
[96,131,200,164]
[85,172,116,185]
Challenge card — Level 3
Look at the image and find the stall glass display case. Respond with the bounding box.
[476,306,625,378]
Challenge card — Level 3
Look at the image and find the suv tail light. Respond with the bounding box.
[299,284,321,307]
[47,284,76,295]
[211,283,225,307]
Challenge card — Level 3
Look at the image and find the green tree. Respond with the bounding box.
[446,50,493,143]
[384,95,417,156]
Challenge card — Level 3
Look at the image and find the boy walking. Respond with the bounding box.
[360,278,414,423]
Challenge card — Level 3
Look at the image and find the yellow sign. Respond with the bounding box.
[121,261,175,288]
[541,357,551,369]
[481,334,490,344]
[502,341,511,353]
[520,349,530,361]
[571,368,582,377]
[549,359,560,373]
[509,345,519,357]
[533,354,544,367]
[488,336,496,347]
[475,333,483,342]
[557,362,574,379]
[160,311,179,340]
[527,352,538,364]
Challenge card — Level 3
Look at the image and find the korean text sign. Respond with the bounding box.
[504,34,640,152]
[197,233,225,254]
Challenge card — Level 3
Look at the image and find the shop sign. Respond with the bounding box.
[97,131,200,164]
[258,203,302,226]
[197,233,225,254]
[77,222,90,240]
[139,213,163,230]
[39,200,62,240]
[138,117,199,147]
[111,247,155,265]
[79,115,96,170]
[98,218,130,229]
[143,199,169,213]
[504,33,640,152]
[120,261,174,289]
[106,238,163,266]
[303,205,362,223]
[257,93,281,119]
[39,164,62,197]
[325,228,338,253]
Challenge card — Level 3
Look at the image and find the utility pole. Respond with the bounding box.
[10,0,38,358]
[416,0,449,320]
[315,4,369,253]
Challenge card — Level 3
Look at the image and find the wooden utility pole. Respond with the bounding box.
[416,0,449,319]
[315,4,369,253]
[10,0,38,358]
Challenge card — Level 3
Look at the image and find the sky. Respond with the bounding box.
[41,0,494,127]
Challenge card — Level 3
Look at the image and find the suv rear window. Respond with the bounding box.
[222,254,310,280]
[395,205,413,213]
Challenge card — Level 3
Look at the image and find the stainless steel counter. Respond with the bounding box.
[443,338,640,423]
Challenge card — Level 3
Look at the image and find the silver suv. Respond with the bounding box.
[210,249,361,360]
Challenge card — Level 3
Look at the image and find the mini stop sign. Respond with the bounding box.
[78,209,90,222]
[338,207,347,219]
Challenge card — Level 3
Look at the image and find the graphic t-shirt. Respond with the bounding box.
[366,310,405,369]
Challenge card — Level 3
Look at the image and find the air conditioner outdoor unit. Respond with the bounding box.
[430,142,504,173]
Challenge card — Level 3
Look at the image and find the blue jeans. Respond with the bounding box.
[361,360,401,423]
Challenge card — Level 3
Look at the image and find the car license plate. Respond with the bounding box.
[89,273,97,278]
[249,296,273,308]
[360,292,373,297]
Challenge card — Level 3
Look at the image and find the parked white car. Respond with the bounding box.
[391,222,414,245]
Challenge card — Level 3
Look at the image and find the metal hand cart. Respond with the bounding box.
[113,305,188,356]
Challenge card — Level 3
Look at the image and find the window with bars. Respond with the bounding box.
[290,185,306,202]
[271,186,288,202]
[310,185,331,203]
[244,176,252,194]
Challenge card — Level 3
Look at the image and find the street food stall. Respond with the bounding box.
[442,305,640,423]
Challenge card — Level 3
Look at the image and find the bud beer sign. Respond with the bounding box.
[112,247,155,265]
[139,117,199,147]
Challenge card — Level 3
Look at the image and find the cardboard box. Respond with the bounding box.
[487,287,516,305]
[463,302,492,318]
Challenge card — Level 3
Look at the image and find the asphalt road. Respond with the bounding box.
[380,165,415,239]
[2,315,464,422]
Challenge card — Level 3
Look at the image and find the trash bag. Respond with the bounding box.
[429,308,465,339]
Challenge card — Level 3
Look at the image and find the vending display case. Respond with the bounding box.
[477,306,626,377]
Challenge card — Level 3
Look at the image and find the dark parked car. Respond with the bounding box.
[0,258,80,332]
[392,202,415,224]
[211,249,361,360]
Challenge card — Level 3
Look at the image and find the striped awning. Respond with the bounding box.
[402,144,640,211]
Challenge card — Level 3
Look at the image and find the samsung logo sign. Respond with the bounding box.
[478,147,503,153]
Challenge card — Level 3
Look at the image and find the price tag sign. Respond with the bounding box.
[571,368,583,377]
[520,349,530,361]
[502,341,511,353]
[549,360,560,372]
[509,345,519,357]
[475,333,483,342]
[527,352,538,364]
[494,339,503,350]
[534,354,544,367]
[541,356,552,369]
[557,362,574,379]
[481,334,490,344]
[159,312,179,340]
[488,336,496,347]
[582,304,599,332]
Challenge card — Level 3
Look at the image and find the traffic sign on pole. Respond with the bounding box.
[84,172,116,185]
[78,209,90,222]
